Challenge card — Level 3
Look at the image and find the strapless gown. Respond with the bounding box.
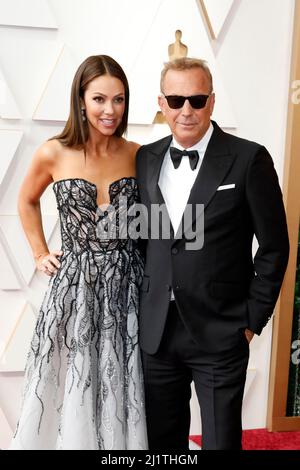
[9,177,148,450]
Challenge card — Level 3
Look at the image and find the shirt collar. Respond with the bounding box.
[171,121,214,153]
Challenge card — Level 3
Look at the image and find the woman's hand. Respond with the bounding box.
[35,250,63,276]
[245,328,254,344]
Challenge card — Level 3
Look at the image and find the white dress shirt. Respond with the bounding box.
[158,122,214,235]
[158,122,213,300]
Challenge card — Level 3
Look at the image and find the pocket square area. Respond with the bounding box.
[217,184,236,191]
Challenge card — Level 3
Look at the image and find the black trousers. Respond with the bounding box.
[142,301,249,450]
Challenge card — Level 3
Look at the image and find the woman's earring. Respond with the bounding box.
[81,108,86,122]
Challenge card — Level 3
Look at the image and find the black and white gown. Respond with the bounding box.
[10,177,148,450]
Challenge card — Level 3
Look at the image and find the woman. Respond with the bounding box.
[10,55,148,450]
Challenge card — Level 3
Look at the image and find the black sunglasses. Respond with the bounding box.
[163,94,211,109]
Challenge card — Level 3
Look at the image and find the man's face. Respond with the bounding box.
[158,68,215,148]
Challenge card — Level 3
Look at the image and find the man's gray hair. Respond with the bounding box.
[160,57,213,94]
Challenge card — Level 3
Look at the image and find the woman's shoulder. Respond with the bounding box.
[120,138,140,155]
[34,139,63,161]
[31,140,74,177]
[34,138,75,164]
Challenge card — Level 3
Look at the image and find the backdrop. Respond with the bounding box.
[0,0,295,447]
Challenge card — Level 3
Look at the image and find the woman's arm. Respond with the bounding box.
[18,141,62,276]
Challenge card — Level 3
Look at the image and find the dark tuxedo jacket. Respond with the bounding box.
[136,121,289,354]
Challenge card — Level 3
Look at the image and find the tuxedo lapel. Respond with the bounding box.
[176,122,237,239]
[147,138,170,206]
[146,135,174,239]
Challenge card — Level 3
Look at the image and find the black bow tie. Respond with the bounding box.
[169,147,199,171]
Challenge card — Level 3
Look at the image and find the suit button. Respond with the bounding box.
[174,285,180,291]
[172,248,178,255]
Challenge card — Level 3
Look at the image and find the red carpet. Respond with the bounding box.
[189,428,300,450]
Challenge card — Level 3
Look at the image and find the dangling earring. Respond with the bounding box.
[81,108,86,122]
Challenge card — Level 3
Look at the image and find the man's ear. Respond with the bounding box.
[158,95,166,115]
[209,93,215,115]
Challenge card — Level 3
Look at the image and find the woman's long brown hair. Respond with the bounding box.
[50,55,129,149]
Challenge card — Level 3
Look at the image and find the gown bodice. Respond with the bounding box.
[53,177,139,253]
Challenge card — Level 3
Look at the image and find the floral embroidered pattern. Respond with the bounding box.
[11,177,147,450]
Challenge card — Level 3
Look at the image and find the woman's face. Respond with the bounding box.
[82,74,125,136]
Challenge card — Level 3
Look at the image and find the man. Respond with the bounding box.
[136,58,289,450]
